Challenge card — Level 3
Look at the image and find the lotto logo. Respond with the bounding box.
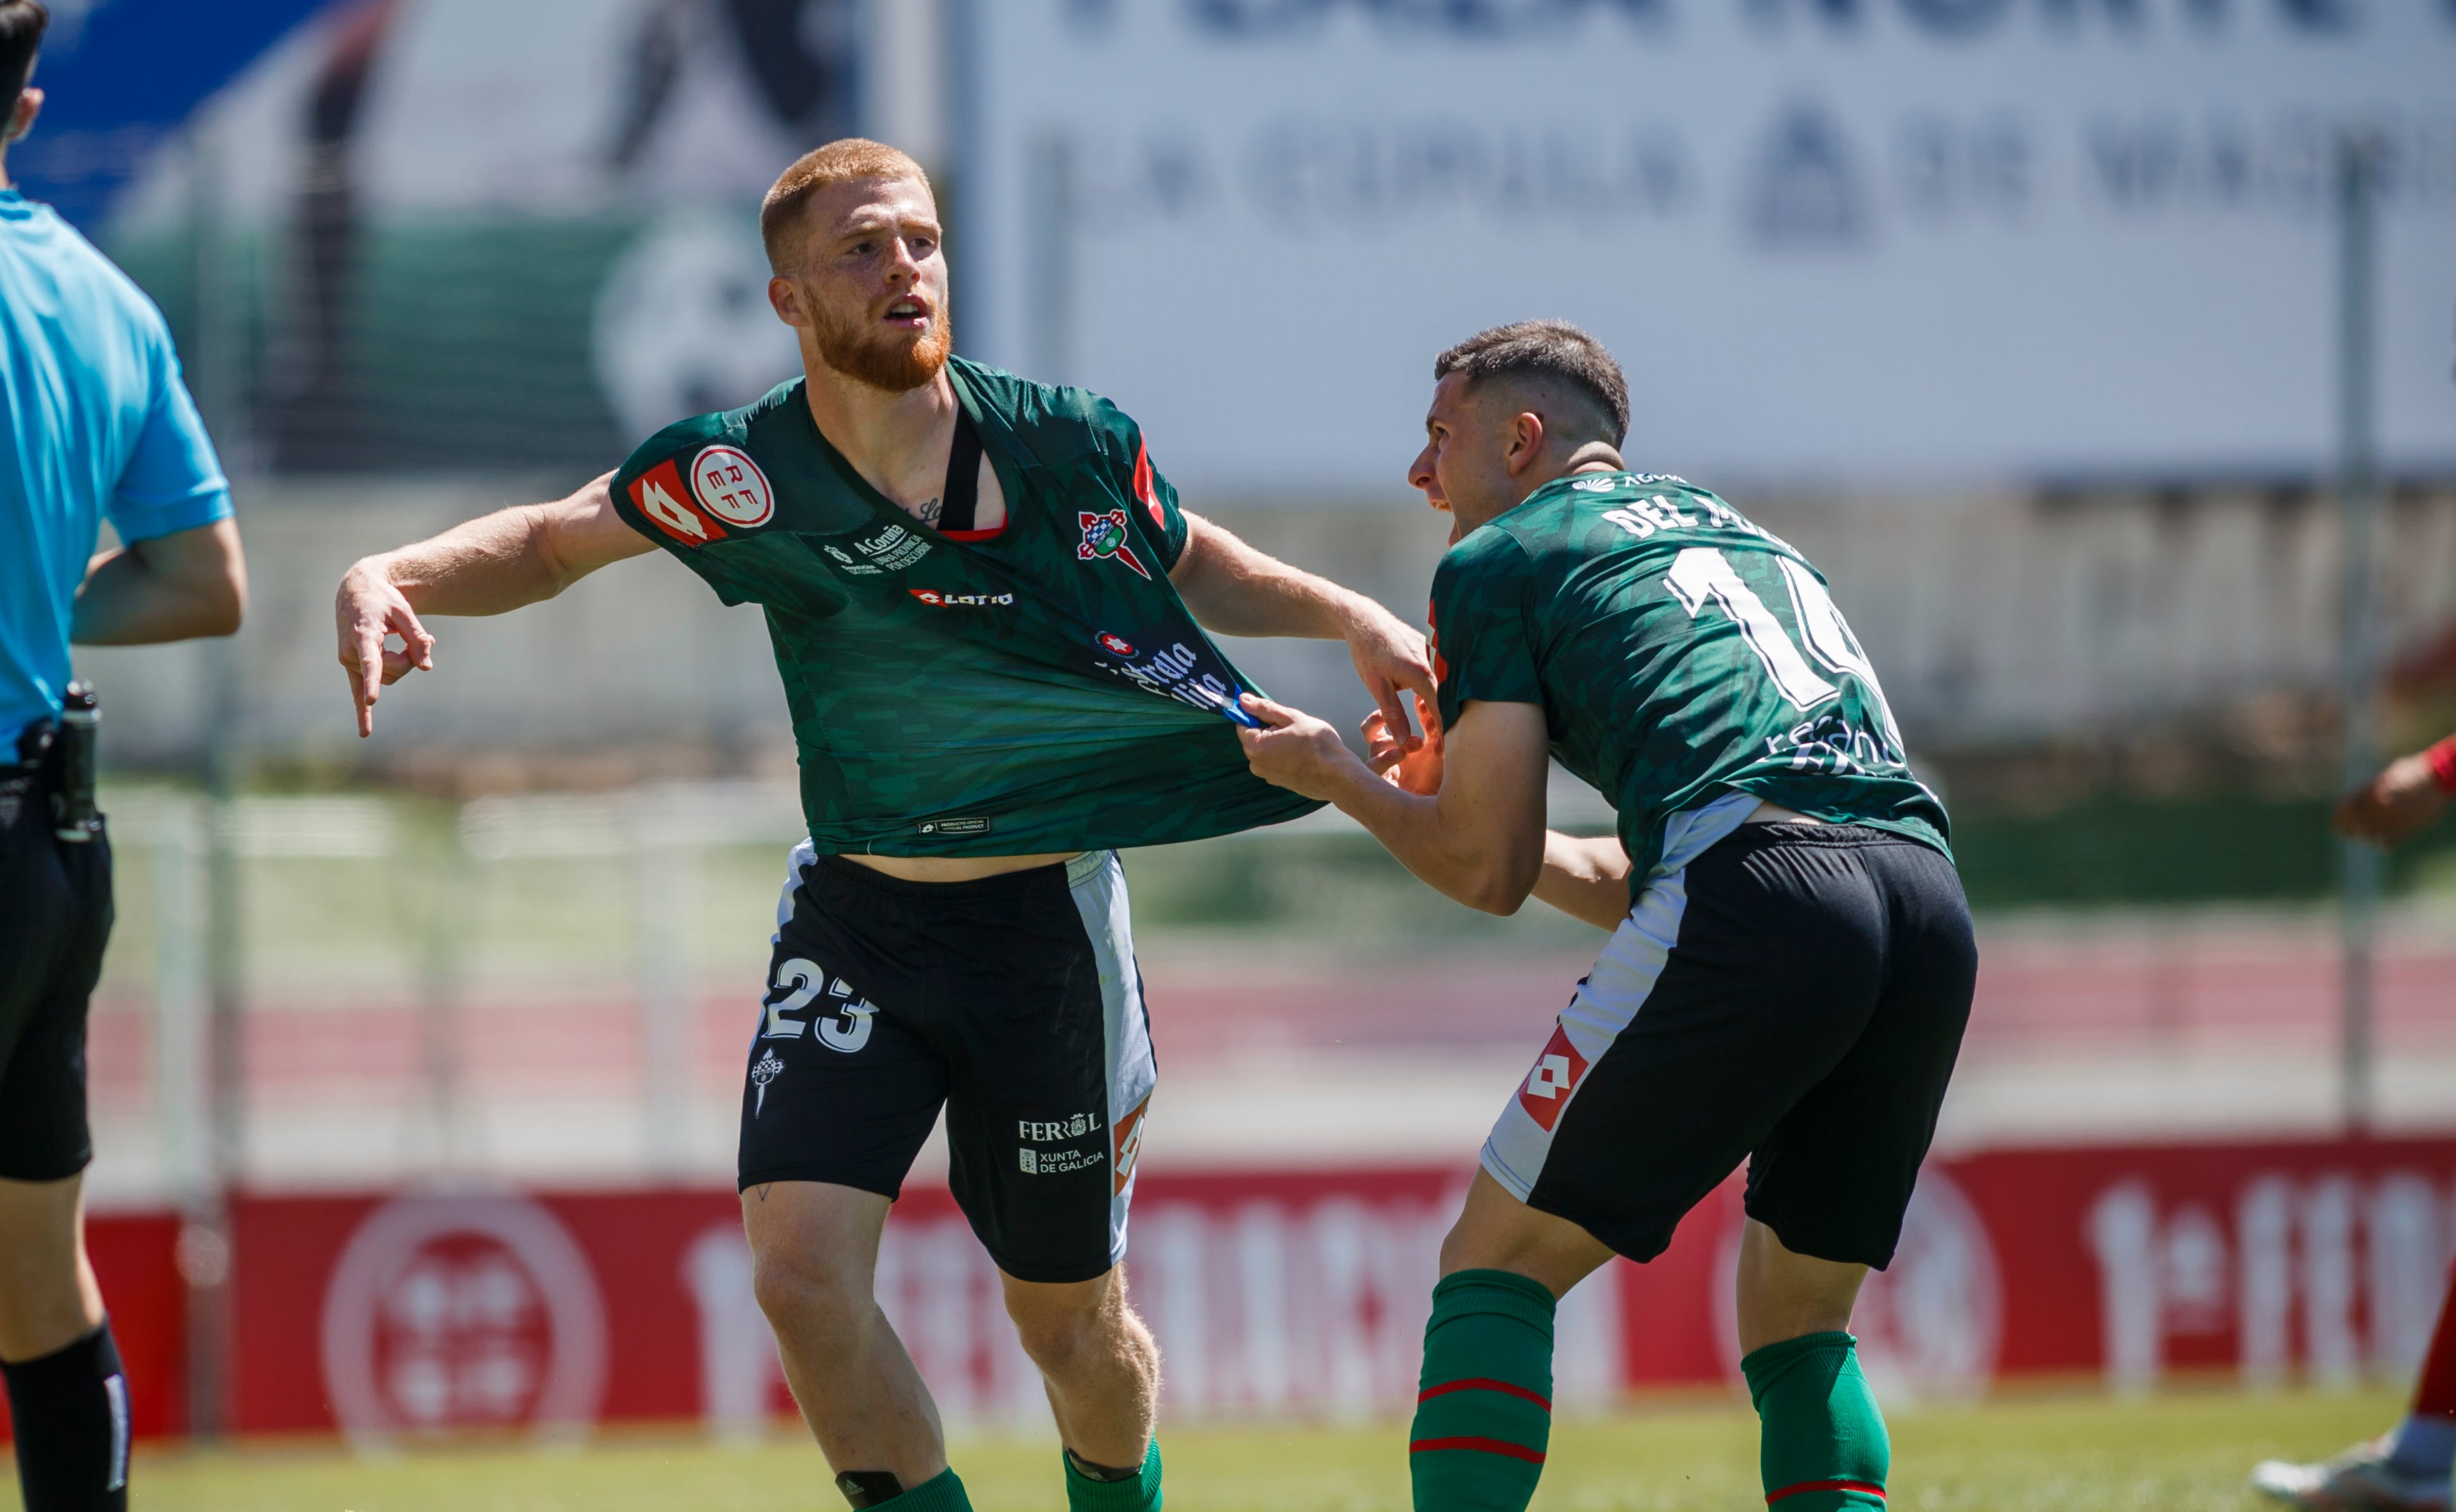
[1515,1023,1589,1133]
[1111,1095,1151,1195]
[628,461,727,547]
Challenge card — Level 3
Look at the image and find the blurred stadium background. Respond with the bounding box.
[6,0,2456,1503]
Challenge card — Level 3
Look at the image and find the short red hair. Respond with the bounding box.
[760,138,931,272]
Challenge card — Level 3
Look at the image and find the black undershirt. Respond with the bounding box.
[936,409,994,539]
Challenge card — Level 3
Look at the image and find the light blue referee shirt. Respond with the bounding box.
[1,186,231,749]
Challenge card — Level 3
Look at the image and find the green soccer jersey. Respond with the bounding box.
[1429,470,1950,884]
[609,357,1320,855]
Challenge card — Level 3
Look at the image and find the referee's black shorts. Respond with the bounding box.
[0,733,113,1183]
[1483,821,1976,1269]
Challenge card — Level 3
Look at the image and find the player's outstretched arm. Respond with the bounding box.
[72,518,247,646]
[1238,694,1548,915]
[1363,701,1634,929]
[2335,737,2456,847]
[1171,512,1436,750]
[334,471,652,737]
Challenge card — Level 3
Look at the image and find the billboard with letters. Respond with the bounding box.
[10,1137,2450,1440]
[964,0,2456,493]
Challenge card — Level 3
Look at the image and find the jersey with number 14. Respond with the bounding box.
[1430,471,1950,884]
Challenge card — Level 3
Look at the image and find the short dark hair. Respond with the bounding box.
[0,1,44,125]
[1434,319,1629,447]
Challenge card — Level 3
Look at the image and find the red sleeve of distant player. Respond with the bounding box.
[625,458,727,547]
[2426,734,2456,794]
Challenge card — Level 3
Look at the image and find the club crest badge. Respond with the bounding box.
[750,1048,786,1115]
[1078,510,1151,580]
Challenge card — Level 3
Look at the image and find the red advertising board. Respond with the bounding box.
[9,1136,2450,1442]
[0,1214,186,1441]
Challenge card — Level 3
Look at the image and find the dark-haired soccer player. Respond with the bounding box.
[1,5,250,1509]
[333,139,1431,1512]
[1239,321,1974,1512]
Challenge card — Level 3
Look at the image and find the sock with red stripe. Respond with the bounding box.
[1408,1269,1555,1512]
[1742,1332,1888,1511]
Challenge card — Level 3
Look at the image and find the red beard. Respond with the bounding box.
[812,293,955,393]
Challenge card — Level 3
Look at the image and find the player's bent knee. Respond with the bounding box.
[1010,1309,1098,1371]
[747,1245,870,1334]
[1002,1273,1128,1368]
[1435,1171,1612,1295]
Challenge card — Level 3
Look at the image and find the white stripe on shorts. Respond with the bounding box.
[1066,849,1158,1268]
[105,1371,128,1490]
[1480,861,1691,1202]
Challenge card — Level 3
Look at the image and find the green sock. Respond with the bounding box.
[1741,1331,1890,1511]
[874,1467,974,1512]
[1408,1269,1556,1512]
[1061,1439,1162,1512]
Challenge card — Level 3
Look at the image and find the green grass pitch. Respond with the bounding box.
[32,1386,2395,1512]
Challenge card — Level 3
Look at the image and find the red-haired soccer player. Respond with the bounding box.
[2251,734,2456,1511]
[334,140,1432,1512]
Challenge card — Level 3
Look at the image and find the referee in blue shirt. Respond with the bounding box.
[1,6,246,1507]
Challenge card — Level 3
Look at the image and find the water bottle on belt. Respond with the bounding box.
[52,679,100,843]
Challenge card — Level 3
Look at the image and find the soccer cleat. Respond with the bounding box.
[2252,1439,2453,1512]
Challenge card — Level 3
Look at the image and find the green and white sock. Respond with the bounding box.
[1062,1439,1162,1512]
[1408,1269,1556,1512]
[1742,1331,1890,1511]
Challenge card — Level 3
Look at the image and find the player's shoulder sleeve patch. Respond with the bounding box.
[610,412,749,550]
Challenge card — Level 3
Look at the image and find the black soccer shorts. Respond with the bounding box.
[737,845,1158,1285]
[1484,821,1977,1269]
[0,754,114,1183]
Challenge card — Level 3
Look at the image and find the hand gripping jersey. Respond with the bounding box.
[1430,471,1950,884]
[610,358,1320,855]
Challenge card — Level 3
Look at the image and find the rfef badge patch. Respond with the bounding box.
[1078,510,1151,580]
[690,445,774,528]
[628,460,728,547]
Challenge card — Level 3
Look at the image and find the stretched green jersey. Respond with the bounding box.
[609,357,1320,856]
[1430,471,1949,884]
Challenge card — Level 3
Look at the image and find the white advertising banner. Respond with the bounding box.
[965,0,2456,494]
